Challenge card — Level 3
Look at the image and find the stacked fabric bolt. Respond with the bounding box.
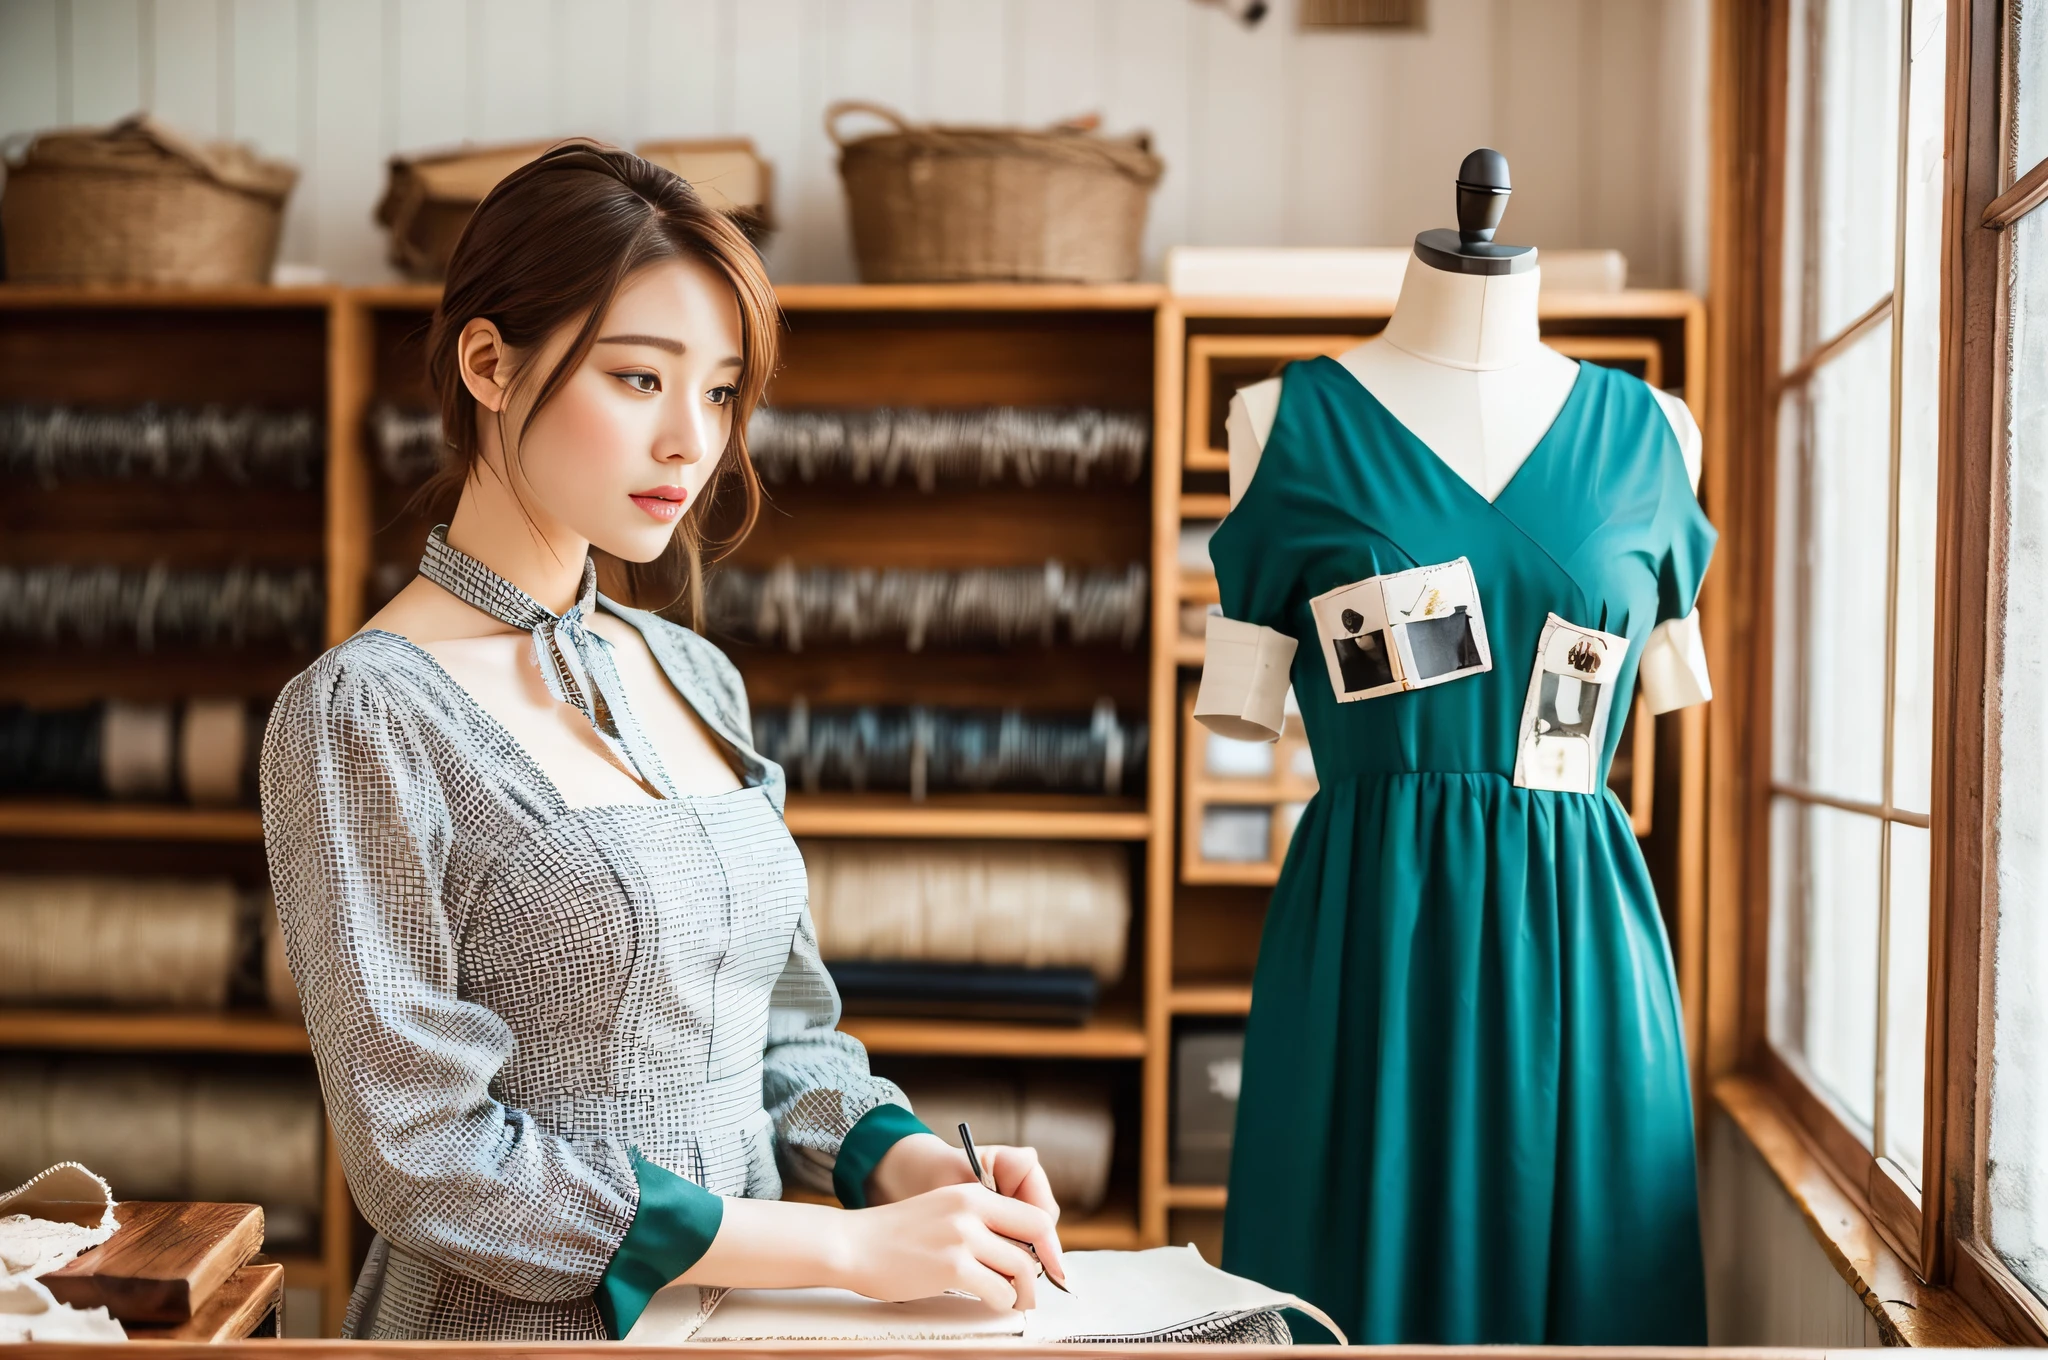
[0,1059,324,1247]
[369,403,1151,490]
[802,840,1128,981]
[364,403,445,484]
[0,404,323,487]
[753,700,1145,798]
[897,1078,1116,1214]
[0,877,244,1010]
[706,560,1148,652]
[0,564,322,650]
[746,407,1149,489]
[0,700,269,805]
[807,841,1127,1024]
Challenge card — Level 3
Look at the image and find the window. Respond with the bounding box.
[1765,0,1946,1208]
[1987,0,2048,1311]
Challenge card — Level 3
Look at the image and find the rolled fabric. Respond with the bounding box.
[0,876,240,1009]
[0,704,101,795]
[1018,1082,1115,1215]
[2,1060,323,1215]
[45,1062,188,1200]
[261,892,300,1019]
[899,1078,1114,1215]
[801,840,1129,982]
[178,697,247,806]
[99,701,174,799]
[0,1058,53,1189]
[186,1071,324,1211]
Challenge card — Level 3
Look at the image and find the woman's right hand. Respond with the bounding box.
[834,1181,1063,1312]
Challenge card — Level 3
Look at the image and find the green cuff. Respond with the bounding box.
[832,1103,933,1209]
[595,1149,725,1340]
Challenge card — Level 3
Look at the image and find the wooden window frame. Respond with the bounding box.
[1707,0,2048,1340]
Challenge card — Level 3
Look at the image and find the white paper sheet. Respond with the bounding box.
[626,1244,1347,1346]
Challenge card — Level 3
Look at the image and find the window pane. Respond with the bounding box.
[1772,319,1895,804]
[1890,0,1947,817]
[1770,797,1881,1132]
[1989,184,2048,1309]
[1883,823,1930,1177]
[2019,0,2048,172]
[1781,0,1902,366]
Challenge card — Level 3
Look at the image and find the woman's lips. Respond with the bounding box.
[629,486,687,522]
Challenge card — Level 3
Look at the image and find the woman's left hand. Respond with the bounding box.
[867,1132,1062,1225]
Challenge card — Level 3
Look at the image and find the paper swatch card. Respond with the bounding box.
[1308,557,1492,703]
[1512,612,1631,795]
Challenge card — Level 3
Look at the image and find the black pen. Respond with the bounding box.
[957,1121,1071,1295]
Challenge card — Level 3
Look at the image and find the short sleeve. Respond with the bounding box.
[1657,488,1718,626]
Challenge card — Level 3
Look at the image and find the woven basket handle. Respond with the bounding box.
[826,101,915,147]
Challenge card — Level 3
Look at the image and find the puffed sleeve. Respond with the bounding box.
[259,658,722,1332]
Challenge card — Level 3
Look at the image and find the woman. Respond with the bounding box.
[261,143,1065,1342]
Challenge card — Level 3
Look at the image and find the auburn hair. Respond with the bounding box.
[421,140,776,624]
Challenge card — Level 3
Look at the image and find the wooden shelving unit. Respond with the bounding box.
[0,286,354,1334]
[5,279,1708,1319]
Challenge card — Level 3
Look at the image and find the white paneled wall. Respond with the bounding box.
[1700,1111,1885,1348]
[0,0,1708,287]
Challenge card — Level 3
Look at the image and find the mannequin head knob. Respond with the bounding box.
[1455,147,1513,246]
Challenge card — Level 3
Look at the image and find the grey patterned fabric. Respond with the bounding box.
[259,584,910,1341]
[417,524,676,798]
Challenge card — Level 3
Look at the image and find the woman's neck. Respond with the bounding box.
[443,460,591,617]
[1377,251,1544,372]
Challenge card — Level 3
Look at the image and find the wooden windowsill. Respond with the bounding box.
[1713,1074,2007,1346]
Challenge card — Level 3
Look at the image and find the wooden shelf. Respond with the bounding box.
[344,282,1168,314]
[0,801,265,842]
[1162,1183,1229,1210]
[784,796,1151,841]
[1179,493,1232,521]
[0,1009,310,1054]
[841,1010,1147,1059]
[1168,985,1255,1015]
[1174,289,1702,321]
[1173,636,1206,667]
[0,284,337,309]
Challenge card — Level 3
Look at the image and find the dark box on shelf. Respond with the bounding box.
[1172,1025,1244,1184]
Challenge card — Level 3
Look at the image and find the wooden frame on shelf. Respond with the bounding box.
[1178,685,1317,887]
[1182,333,1373,471]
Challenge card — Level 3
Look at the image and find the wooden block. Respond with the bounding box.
[39,1201,265,1324]
[123,1263,283,1343]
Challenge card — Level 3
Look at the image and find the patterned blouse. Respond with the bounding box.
[260,590,925,1341]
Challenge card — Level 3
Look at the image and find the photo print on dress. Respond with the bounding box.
[1511,612,1631,795]
[1307,557,1493,703]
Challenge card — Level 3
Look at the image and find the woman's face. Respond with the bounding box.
[482,255,745,564]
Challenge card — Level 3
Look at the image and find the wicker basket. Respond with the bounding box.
[0,115,296,286]
[828,102,1163,285]
[376,138,776,280]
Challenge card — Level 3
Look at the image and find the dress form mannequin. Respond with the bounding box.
[1196,152,1710,741]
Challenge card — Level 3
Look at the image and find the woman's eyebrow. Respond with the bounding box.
[595,333,685,353]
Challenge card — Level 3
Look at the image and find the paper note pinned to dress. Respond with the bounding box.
[1308,557,1492,703]
[625,1244,1347,1345]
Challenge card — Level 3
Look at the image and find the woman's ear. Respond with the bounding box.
[457,319,512,413]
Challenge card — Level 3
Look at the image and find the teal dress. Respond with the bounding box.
[1211,357,1714,1345]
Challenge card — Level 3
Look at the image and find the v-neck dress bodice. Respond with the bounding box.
[259,602,924,1341]
[1209,357,1715,1345]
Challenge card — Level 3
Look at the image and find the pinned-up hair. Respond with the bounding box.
[422,140,777,624]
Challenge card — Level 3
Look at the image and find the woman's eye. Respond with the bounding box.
[618,372,660,394]
[707,384,740,406]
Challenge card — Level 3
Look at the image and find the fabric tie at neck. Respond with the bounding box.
[417,525,676,799]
